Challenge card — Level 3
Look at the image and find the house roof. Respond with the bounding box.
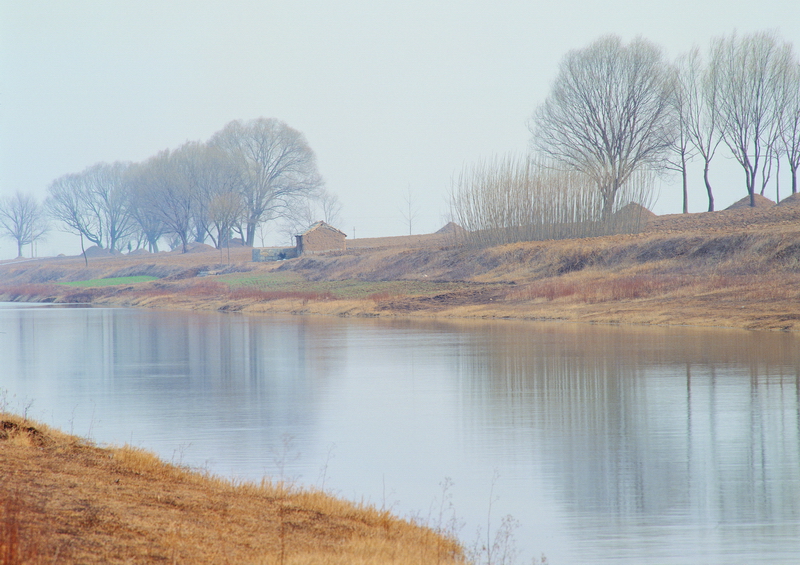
[298,221,347,237]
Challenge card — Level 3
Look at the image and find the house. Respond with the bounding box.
[295,221,347,255]
[252,221,346,262]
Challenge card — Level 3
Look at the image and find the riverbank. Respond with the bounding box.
[0,412,464,564]
[2,201,800,331]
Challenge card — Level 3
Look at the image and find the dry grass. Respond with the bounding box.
[3,205,800,330]
[0,413,465,565]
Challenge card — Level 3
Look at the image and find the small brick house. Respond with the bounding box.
[252,221,346,262]
[295,221,347,255]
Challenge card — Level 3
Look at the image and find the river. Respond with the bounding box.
[1,302,799,564]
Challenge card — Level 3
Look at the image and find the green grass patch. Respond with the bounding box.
[217,271,465,299]
[60,276,159,287]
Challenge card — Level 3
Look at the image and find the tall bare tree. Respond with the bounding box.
[713,31,796,206]
[0,192,49,257]
[126,172,166,253]
[530,35,675,218]
[777,60,800,195]
[47,172,105,250]
[677,46,725,211]
[209,118,323,246]
[667,60,697,213]
[46,162,133,251]
[174,141,243,248]
[85,162,134,251]
[128,150,195,253]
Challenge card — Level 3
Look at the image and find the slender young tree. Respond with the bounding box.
[679,46,725,211]
[713,30,796,206]
[0,192,49,257]
[667,60,697,213]
[777,61,800,195]
[400,185,420,235]
[278,188,342,245]
[530,35,675,218]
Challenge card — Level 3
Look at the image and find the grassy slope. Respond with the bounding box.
[1,203,800,330]
[0,413,464,564]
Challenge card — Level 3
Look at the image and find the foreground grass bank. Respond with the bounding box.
[0,412,464,564]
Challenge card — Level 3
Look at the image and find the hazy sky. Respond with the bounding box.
[2,0,800,258]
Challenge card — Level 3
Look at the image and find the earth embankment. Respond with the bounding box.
[2,203,800,331]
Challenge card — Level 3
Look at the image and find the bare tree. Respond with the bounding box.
[128,150,195,253]
[777,60,800,195]
[86,162,134,251]
[399,185,420,235]
[46,162,134,252]
[530,35,675,218]
[207,190,245,249]
[678,46,725,212]
[0,192,49,257]
[126,178,166,253]
[318,189,343,227]
[667,60,697,214]
[449,155,656,249]
[713,30,796,206]
[278,188,342,245]
[47,171,105,250]
[209,118,323,246]
[176,141,243,248]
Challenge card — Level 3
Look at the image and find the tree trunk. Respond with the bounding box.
[746,168,756,207]
[681,163,689,214]
[703,161,715,212]
[245,222,256,247]
[80,232,88,267]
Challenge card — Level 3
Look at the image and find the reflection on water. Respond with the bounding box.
[1,303,799,564]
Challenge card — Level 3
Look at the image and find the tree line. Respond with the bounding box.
[452,30,800,246]
[0,117,340,258]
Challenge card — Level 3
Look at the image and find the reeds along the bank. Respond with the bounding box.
[448,156,656,248]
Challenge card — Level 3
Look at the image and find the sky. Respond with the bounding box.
[2,0,800,259]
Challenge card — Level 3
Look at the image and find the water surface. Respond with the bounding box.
[1,303,799,564]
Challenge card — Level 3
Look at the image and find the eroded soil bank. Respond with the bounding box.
[2,204,800,331]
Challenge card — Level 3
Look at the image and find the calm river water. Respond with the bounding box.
[1,302,799,564]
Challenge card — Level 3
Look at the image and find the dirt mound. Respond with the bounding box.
[725,194,775,210]
[183,242,216,253]
[778,192,800,206]
[80,246,114,258]
[435,222,466,235]
[615,202,656,220]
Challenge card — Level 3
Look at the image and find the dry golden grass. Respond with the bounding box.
[0,413,465,565]
[2,204,800,331]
